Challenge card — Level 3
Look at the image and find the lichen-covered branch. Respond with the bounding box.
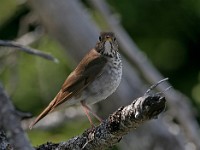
[0,79,166,150]
[37,94,166,150]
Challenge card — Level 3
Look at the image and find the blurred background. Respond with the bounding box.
[0,0,200,149]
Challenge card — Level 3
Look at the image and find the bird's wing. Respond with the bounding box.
[29,49,107,129]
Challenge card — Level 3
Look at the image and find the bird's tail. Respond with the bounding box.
[29,104,52,129]
[29,95,59,129]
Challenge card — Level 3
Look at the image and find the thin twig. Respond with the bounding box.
[0,40,58,63]
[145,78,169,95]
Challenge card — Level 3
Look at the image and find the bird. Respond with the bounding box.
[29,32,122,129]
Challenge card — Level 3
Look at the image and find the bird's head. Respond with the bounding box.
[95,32,118,57]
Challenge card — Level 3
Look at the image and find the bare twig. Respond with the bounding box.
[36,93,166,150]
[145,78,169,95]
[0,40,58,63]
[0,83,33,150]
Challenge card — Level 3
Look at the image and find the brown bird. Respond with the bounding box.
[29,32,122,129]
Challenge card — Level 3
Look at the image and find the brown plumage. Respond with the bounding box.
[29,32,122,129]
[29,49,107,129]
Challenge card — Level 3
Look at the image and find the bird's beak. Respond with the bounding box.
[105,37,112,42]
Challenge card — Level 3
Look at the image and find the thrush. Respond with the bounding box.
[29,32,122,129]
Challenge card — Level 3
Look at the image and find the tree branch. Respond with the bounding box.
[0,76,166,150]
[0,131,11,150]
[0,39,58,63]
[36,94,166,150]
[0,83,33,150]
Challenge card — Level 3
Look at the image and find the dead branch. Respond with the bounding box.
[0,76,166,150]
[36,94,166,150]
[0,131,12,150]
[0,39,58,63]
[0,83,33,150]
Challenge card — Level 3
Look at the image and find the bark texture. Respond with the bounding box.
[36,94,166,150]
[0,84,33,150]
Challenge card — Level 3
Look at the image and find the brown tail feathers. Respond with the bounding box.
[29,90,70,129]
[29,103,54,129]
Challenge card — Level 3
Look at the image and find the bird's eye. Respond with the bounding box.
[99,36,102,41]
[113,37,116,41]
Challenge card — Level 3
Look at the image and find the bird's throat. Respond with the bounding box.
[103,41,113,57]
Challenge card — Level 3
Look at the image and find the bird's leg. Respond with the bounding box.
[81,101,103,127]
[83,103,103,122]
[81,101,95,127]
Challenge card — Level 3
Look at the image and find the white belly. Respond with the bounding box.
[84,60,122,105]
[64,58,122,106]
